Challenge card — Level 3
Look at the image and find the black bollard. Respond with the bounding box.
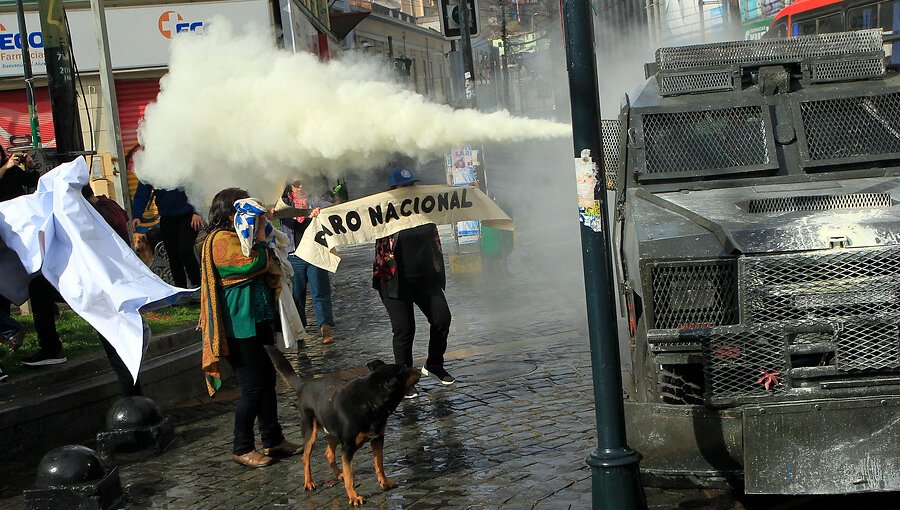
[96,396,174,459]
[24,445,123,510]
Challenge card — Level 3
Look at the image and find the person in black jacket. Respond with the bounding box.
[131,183,202,289]
[0,146,67,367]
[372,169,454,399]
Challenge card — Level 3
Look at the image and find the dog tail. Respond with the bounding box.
[263,345,303,392]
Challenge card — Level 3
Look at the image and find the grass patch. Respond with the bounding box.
[1,305,199,376]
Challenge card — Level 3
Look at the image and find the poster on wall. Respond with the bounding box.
[446,146,481,245]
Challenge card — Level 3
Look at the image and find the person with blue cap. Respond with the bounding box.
[372,168,455,399]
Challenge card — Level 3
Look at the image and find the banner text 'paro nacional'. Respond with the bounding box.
[295,185,513,272]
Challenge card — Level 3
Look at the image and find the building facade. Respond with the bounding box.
[0,0,335,201]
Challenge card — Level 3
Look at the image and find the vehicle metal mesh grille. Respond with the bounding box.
[833,321,900,371]
[658,364,705,405]
[747,193,893,213]
[643,106,769,175]
[810,58,885,83]
[601,119,620,190]
[738,248,900,325]
[799,92,900,161]
[703,328,787,402]
[656,29,883,71]
[658,70,733,96]
[650,262,739,329]
[741,247,900,326]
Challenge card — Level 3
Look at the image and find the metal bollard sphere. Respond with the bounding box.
[34,445,107,489]
[104,396,163,431]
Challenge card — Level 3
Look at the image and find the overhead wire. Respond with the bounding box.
[64,12,95,162]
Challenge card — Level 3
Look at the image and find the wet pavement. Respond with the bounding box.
[1,212,898,508]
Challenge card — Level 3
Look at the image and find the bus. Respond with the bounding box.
[765,0,898,62]
[765,0,898,42]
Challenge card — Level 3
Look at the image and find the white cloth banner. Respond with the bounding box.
[295,185,513,272]
[0,158,191,381]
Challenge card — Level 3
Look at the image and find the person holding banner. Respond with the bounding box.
[373,168,455,399]
[279,179,336,344]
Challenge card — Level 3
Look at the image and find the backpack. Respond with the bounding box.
[92,195,130,243]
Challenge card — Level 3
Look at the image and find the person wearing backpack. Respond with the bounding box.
[131,182,203,289]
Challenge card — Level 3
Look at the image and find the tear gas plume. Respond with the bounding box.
[134,22,570,208]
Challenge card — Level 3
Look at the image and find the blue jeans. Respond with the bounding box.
[288,255,334,328]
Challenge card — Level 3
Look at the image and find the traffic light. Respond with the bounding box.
[439,0,479,39]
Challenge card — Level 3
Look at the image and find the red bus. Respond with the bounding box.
[765,0,898,63]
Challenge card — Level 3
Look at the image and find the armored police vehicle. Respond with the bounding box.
[605,29,899,494]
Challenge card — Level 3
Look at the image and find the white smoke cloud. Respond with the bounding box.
[134,21,570,209]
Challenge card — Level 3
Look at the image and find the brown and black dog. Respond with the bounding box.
[264,346,420,506]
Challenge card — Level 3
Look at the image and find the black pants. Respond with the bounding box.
[225,324,284,455]
[100,335,142,397]
[27,275,63,356]
[381,282,451,369]
[160,214,201,288]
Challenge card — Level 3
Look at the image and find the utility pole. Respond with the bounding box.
[698,0,707,42]
[37,0,83,161]
[560,0,647,507]
[499,0,510,109]
[90,0,131,229]
[14,0,41,151]
[459,0,477,109]
[727,0,743,37]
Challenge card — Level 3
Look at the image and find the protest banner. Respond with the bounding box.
[295,184,513,272]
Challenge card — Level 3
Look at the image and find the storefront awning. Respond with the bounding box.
[329,11,370,41]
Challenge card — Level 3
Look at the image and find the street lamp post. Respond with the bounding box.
[560,0,647,508]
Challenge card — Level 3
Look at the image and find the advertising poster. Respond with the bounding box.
[575,150,602,232]
[446,146,481,245]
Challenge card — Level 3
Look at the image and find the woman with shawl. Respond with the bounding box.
[198,187,301,468]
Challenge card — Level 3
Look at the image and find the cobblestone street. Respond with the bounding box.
[1,218,897,509]
[120,238,606,509]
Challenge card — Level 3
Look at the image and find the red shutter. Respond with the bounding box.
[0,87,56,150]
[114,77,161,208]
[115,77,161,153]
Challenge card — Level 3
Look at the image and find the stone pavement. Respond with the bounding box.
[1,217,897,509]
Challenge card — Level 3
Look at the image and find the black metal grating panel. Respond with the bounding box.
[810,58,885,83]
[657,29,883,71]
[601,119,620,190]
[799,92,900,162]
[833,321,900,371]
[658,70,733,96]
[741,247,900,326]
[658,364,705,405]
[642,106,770,175]
[650,261,739,329]
[703,328,787,402]
[748,193,893,213]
